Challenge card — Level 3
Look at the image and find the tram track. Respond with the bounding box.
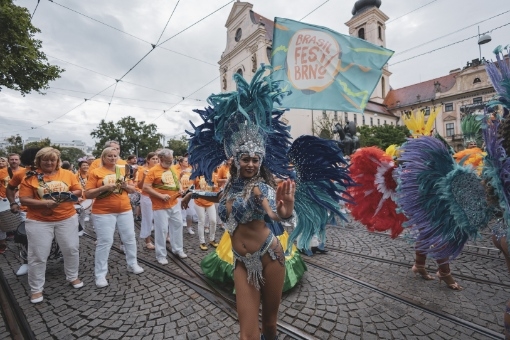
[0,267,35,340]
[303,260,505,340]
[311,245,510,289]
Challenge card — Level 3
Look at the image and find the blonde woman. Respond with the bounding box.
[19,147,83,303]
[85,147,144,288]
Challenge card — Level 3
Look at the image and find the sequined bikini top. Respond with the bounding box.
[218,177,277,235]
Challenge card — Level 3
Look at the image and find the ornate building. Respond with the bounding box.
[219,0,496,146]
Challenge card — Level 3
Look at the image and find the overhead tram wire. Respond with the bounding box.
[299,0,330,21]
[155,0,181,46]
[31,0,41,20]
[386,0,438,25]
[395,9,510,56]
[45,54,205,101]
[47,0,219,67]
[104,81,119,119]
[389,21,510,66]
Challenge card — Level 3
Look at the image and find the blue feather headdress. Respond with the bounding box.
[186,64,292,183]
[396,136,489,261]
[485,45,510,111]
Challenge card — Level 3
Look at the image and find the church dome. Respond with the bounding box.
[351,0,381,16]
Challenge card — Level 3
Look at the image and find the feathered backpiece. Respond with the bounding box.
[385,144,400,159]
[485,45,510,111]
[347,147,406,238]
[397,136,490,261]
[287,135,354,251]
[187,65,293,183]
[461,114,482,147]
[402,108,439,138]
[481,114,510,231]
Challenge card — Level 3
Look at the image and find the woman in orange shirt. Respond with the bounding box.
[0,156,8,254]
[193,176,219,251]
[136,152,159,249]
[85,147,144,288]
[19,147,83,304]
[76,160,92,233]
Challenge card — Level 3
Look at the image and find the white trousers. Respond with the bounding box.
[139,195,153,239]
[195,205,216,244]
[153,205,183,259]
[214,203,223,226]
[92,211,138,280]
[0,230,5,240]
[179,198,197,226]
[25,215,79,293]
[78,205,92,230]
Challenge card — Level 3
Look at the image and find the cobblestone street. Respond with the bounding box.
[0,219,507,339]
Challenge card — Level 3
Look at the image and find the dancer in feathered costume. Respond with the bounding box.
[397,135,490,290]
[453,114,485,173]
[181,65,352,339]
[484,44,510,337]
[347,146,406,238]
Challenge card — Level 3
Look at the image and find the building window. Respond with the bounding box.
[266,47,272,62]
[390,121,394,125]
[378,26,382,40]
[235,28,242,42]
[370,117,373,126]
[236,68,243,76]
[344,112,348,123]
[358,28,365,40]
[445,103,453,112]
[384,120,387,125]
[362,115,366,125]
[353,113,357,125]
[334,111,338,121]
[473,97,483,104]
[377,119,380,125]
[446,123,455,137]
[473,77,481,84]
[322,110,327,119]
[424,107,430,116]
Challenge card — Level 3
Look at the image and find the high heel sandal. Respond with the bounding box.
[410,264,434,280]
[436,270,463,290]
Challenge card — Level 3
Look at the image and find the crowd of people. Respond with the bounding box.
[0,140,234,304]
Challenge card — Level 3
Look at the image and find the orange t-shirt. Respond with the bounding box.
[145,164,180,211]
[86,166,132,214]
[217,164,231,188]
[19,169,81,222]
[193,176,214,208]
[135,166,149,196]
[176,165,193,191]
[88,158,127,174]
[0,166,25,197]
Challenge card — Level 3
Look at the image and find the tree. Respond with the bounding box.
[0,0,64,95]
[166,135,188,157]
[4,134,23,154]
[312,114,338,139]
[90,116,163,159]
[358,124,410,150]
[60,147,85,163]
[24,137,51,150]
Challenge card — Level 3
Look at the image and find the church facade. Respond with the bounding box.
[219,1,496,148]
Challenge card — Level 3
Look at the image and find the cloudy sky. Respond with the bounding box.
[1,0,509,149]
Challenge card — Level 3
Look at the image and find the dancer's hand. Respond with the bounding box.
[276,179,295,219]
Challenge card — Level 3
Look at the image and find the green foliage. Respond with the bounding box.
[166,135,188,157]
[312,113,338,140]
[24,137,51,149]
[60,147,85,163]
[90,116,163,159]
[4,134,23,154]
[358,124,410,150]
[0,0,64,95]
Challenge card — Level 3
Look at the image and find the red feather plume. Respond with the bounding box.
[347,147,406,238]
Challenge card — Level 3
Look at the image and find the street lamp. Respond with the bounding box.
[478,26,492,61]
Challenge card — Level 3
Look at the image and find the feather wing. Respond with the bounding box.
[397,136,489,260]
[287,135,354,250]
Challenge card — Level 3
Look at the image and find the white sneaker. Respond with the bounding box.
[16,264,28,276]
[204,228,210,234]
[176,251,187,259]
[96,277,108,288]
[78,230,84,237]
[120,244,125,253]
[157,258,168,265]
[84,216,90,222]
[127,264,144,274]
[188,228,195,235]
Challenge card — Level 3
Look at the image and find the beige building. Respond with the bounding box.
[219,1,496,146]
[219,1,398,139]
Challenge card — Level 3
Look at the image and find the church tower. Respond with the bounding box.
[345,0,391,104]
